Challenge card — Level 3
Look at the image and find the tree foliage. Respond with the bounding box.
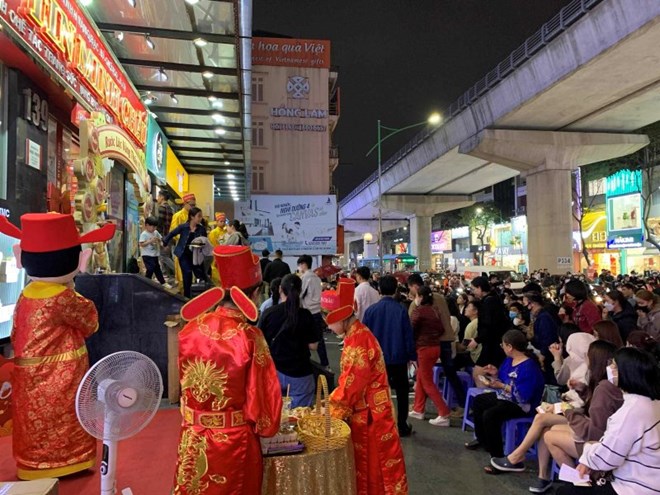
[459,203,502,263]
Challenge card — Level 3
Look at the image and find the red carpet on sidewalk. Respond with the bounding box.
[0,408,181,495]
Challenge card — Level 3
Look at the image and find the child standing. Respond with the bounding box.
[140,217,171,288]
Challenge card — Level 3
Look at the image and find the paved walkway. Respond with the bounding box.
[323,334,545,495]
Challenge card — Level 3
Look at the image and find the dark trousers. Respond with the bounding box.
[178,254,206,299]
[473,392,526,457]
[386,363,409,430]
[557,483,616,495]
[142,255,165,284]
[440,341,466,407]
[312,313,329,367]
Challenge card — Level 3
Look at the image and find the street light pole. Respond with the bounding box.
[378,120,383,275]
[366,113,442,275]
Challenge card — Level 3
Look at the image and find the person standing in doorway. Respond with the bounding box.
[363,275,416,436]
[298,255,330,370]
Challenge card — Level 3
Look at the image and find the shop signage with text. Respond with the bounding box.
[0,0,147,146]
[253,37,331,68]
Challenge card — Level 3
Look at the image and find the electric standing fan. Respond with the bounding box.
[76,351,164,495]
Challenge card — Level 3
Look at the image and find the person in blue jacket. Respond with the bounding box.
[363,275,416,436]
[162,207,207,298]
[467,329,545,463]
[527,293,559,385]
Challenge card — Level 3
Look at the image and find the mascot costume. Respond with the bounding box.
[0,213,116,480]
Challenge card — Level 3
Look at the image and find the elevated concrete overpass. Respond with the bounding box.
[340,0,658,271]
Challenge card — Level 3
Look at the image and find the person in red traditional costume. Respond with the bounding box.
[173,245,282,495]
[323,278,409,495]
[0,213,116,480]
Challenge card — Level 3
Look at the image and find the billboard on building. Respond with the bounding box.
[252,37,331,195]
[431,230,452,253]
[605,170,643,249]
[146,116,168,184]
[235,195,337,255]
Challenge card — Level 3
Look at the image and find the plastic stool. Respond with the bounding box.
[442,371,474,409]
[551,461,560,480]
[432,365,444,387]
[503,417,537,460]
[462,387,490,431]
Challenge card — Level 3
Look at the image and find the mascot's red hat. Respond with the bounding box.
[181,245,262,322]
[0,213,116,278]
[321,277,356,325]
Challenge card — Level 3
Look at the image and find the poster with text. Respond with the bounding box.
[235,195,337,255]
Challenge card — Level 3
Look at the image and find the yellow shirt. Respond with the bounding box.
[170,208,188,242]
[208,226,227,247]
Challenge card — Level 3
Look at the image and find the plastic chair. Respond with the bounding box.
[551,461,561,480]
[462,387,490,431]
[432,365,444,387]
[503,417,537,460]
[442,370,474,409]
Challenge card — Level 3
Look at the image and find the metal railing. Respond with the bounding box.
[340,0,604,207]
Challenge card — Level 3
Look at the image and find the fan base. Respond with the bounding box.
[17,458,96,480]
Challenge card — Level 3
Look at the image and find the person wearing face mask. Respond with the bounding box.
[527,294,560,385]
[509,302,530,336]
[557,348,660,495]
[601,291,637,342]
[634,289,660,339]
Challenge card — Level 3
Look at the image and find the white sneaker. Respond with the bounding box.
[408,410,425,420]
[162,283,173,290]
[429,415,450,427]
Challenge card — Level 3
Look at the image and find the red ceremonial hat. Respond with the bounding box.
[181,245,262,322]
[321,277,356,325]
[0,213,116,252]
[182,193,196,204]
[215,212,226,223]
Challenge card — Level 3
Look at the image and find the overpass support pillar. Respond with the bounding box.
[410,215,432,272]
[526,162,574,272]
[460,129,650,273]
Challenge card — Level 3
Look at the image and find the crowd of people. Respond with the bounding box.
[314,266,659,495]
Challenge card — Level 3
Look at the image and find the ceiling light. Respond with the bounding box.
[80,0,93,5]
[227,174,235,179]
[224,161,230,165]
[156,68,168,81]
[202,70,214,79]
[228,180,235,185]
[214,128,226,135]
[143,93,156,105]
[185,0,199,4]
[115,31,124,42]
[149,111,158,119]
[127,0,136,6]
[145,35,155,50]
[211,113,223,123]
[211,100,223,109]
[193,38,208,48]
[207,95,217,102]
[170,93,179,105]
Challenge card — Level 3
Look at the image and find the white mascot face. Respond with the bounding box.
[13,245,92,284]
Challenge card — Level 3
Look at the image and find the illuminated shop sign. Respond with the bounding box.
[605,170,644,249]
[0,0,147,146]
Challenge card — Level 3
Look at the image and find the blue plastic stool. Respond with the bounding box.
[551,461,561,480]
[432,365,444,387]
[442,370,474,408]
[461,387,490,431]
[503,417,537,460]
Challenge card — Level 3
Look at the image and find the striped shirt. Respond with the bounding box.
[580,393,660,495]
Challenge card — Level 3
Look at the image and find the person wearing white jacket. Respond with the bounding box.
[557,347,660,495]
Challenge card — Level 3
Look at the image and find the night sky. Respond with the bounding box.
[253,0,574,199]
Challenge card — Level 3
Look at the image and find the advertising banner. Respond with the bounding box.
[605,170,643,249]
[581,209,607,249]
[0,0,148,146]
[145,117,168,184]
[235,195,337,255]
[166,146,188,197]
[253,37,331,68]
[431,230,452,253]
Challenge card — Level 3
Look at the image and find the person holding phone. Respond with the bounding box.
[457,300,481,366]
[466,330,545,462]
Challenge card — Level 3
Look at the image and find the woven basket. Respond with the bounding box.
[296,375,351,452]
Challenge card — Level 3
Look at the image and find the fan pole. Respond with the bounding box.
[101,413,118,495]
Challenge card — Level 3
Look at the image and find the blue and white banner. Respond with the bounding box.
[236,195,337,255]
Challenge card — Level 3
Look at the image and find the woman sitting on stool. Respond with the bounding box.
[466,330,545,466]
